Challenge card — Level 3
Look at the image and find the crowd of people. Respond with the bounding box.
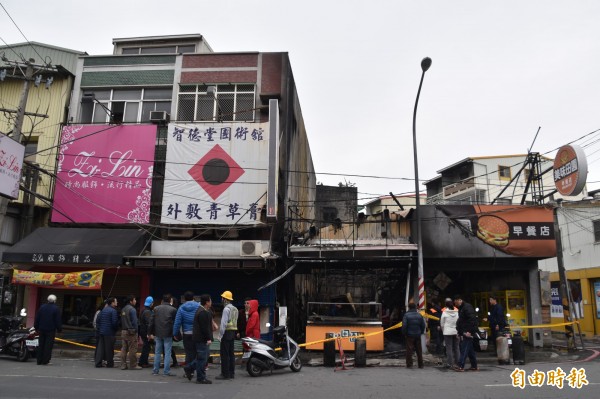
[38,290,264,385]
[404,294,507,372]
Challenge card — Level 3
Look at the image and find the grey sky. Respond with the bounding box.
[2,0,599,202]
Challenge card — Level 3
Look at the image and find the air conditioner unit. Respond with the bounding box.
[240,240,262,257]
[167,228,193,238]
[149,111,170,124]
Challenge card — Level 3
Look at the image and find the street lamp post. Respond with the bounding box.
[412,57,431,312]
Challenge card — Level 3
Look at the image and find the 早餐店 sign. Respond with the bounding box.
[12,269,104,290]
[553,144,588,196]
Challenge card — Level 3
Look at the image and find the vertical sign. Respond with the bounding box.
[594,281,600,319]
[550,282,563,318]
[267,99,279,220]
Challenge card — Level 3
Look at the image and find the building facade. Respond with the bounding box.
[2,35,315,338]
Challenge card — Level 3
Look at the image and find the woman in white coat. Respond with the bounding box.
[440,298,460,370]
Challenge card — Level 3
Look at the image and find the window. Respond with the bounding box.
[498,165,511,180]
[121,44,196,55]
[593,220,600,242]
[177,84,256,122]
[24,141,38,161]
[80,88,172,123]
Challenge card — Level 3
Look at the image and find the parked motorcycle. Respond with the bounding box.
[473,327,488,352]
[241,324,302,377]
[0,309,38,361]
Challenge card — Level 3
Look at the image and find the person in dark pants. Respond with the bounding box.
[454,294,479,372]
[184,294,213,384]
[34,294,62,365]
[402,302,426,368]
[95,297,119,368]
[138,296,153,367]
[216,290,238,380]
[173,291,199,373]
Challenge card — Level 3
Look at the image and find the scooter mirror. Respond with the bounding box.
[265,322,271,328]
[20,308,27,317]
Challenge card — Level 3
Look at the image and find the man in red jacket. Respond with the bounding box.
[245,299,260,339]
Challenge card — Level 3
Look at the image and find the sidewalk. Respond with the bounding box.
[51,334,600,367]
[302,334,600,367]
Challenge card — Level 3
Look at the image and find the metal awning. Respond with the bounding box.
[1,227,146,265]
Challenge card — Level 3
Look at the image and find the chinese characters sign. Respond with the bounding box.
[161,122,269,225]
[12,269,103,290]
[439,205,556,257]
[510,367,589,389]
[553,144,587,196]
[0,133,25,200]
[52,125,157,224]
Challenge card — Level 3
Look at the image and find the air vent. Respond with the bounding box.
[240,240,262,257]
[167,228,193,238]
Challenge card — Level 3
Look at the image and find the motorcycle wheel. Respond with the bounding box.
[247,358,263,377]
[17,341,29,362]
[290,356,302,372]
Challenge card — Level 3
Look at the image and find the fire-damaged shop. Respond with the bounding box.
[288,204,556,349]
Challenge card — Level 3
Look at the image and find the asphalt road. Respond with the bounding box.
[0,354,598,399]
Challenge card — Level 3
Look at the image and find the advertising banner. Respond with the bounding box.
[550,282,563,318]
[438,205,556,257]
[12,269,103,290]
[52,125,157,224]
[0,133,25,199]
[594,281,600,319]
[161,122,269,225]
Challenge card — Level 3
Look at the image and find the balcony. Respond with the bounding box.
[443,177,475,197]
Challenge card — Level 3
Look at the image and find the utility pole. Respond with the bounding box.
[0,57,51,315]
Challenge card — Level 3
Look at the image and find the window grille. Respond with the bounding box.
[177,84,255,122]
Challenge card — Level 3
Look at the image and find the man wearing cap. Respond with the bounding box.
[138,296,153,368]
[216,291,238,380]
[34,294,62,365]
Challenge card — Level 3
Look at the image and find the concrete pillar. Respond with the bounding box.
[528,267,543,347]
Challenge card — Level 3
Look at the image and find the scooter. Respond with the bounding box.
[241,324,302,377]
[0,309,38,362]
[473,327,488,352]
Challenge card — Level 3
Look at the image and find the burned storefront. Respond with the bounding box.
[289,213,416,350]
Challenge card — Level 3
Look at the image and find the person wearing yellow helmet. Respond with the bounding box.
[216,291,238,380]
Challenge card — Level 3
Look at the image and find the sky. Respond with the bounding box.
[2,0,600,204]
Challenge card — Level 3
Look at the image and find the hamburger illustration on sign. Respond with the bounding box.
[476,215,510,248]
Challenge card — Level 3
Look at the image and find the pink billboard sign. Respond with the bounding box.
[52,125,157,224]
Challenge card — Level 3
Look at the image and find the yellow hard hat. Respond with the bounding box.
[221,290,233,301]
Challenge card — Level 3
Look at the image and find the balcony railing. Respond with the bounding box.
[443,177,475,197]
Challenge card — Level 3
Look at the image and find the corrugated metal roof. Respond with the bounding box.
[0,41,86,74]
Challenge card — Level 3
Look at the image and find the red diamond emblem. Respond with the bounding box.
[188,144,245,200]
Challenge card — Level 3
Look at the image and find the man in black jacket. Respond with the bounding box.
[34,294,62,365]
[487,295,507,353]
[402,302,426,368]
[454,294,479,371]
[184,294,213,384]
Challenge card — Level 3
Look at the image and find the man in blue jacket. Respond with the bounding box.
[34,294,62,365]
[173,291,200,373]
[402,302,426,368]
[95,297,119,368]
